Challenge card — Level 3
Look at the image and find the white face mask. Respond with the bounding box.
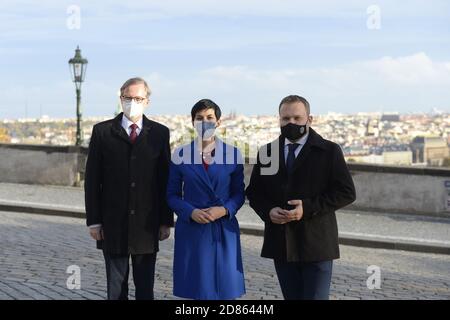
[122,100,144,120]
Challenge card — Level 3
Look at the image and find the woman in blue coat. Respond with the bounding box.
[167,99,246,300]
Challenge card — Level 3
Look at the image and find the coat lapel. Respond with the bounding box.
[188,140,216,195]
[111,113,131,144]
[134,115,153,147]
[290,140,311,174]
[277,136,288,178]
[203,138,223,190]
[290,128,326,174]
[110,113,153,146]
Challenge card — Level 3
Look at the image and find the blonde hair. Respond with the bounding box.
[120,77,151,98]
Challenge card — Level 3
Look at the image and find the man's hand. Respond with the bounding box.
[283,200,304,221]
[159,225,171,241]
[269,207,290,224]
[204,206,227,221]
[191,209,215,224]
[89,226,104,241]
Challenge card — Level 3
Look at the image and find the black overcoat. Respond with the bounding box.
[246,128,356,262]
[85,113,174,255]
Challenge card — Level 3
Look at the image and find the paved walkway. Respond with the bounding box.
[1,210,449,300]
[1,182,449,248]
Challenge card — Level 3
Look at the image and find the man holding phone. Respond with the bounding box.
[246,95,356,300]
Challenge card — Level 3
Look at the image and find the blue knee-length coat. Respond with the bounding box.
[167,138,246,300]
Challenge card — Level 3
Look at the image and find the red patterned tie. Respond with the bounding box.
[129,124,138,144]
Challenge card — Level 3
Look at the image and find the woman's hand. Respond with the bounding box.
[191,209,215,224]
[204,206,227,220]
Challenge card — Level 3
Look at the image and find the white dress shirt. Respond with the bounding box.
[121,115,143,137]
[88,115,143,229]
[284,132,309,165]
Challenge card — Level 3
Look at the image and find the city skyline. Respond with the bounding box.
[2,112,448,168]
[0,1,449,118]
[1,109,448,122]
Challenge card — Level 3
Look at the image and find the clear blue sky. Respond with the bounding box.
[0,0,449,119]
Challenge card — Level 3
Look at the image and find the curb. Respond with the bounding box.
[0,202,85,219]
[2,202,450,256]
[239,224,450,255]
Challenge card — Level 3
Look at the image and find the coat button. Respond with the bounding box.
[131,182,136,188]
[130,209,135,215]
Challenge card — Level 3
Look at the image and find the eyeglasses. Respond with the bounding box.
[120,95,147,104]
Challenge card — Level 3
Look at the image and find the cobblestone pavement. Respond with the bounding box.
[0,210,449,300]
[1,182,449,245]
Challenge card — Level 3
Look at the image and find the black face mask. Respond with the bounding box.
[281,122,308,141]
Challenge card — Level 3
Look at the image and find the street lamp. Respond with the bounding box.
[68,46,88,146]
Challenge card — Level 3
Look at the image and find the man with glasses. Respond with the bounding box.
[84,77,173,300]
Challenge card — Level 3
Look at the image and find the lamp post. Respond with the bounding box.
[68,46,88,146]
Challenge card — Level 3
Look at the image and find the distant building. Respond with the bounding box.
[346,150,412,166]
[365,118,379,137]
[0,128,11,143]
[410,136,450,166]
[346,154,383,164]
[382,151,412,166]
[381,113,400,122]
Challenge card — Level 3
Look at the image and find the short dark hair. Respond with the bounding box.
[191,99,222,121]
[278,95,310,115]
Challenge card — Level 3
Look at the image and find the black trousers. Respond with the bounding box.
[274,260,333,300]
[103,250,157,300]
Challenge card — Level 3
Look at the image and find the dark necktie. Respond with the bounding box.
[129,124,138,144]
[286,143,300,174]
